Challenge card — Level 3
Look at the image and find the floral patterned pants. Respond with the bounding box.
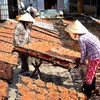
[86,59,100,85]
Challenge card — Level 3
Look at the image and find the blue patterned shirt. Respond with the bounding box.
[78,31,100,63]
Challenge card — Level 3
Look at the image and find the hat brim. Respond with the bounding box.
[65,20,88,34]
[18,13,35,22]
[65,28,86,34]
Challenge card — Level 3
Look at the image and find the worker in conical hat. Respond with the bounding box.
[65,20,88,34]
[13,13,35,75]
[65,20,100,98]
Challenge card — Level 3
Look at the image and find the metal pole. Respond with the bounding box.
[17,0,20,15]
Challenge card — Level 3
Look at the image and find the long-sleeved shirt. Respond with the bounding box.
[13,22,31,46]
[78,31,100,63]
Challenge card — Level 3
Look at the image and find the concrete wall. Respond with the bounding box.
[83,5,96,14]
[21,0,30,8]
[70,3,97,14]
[29,0,69,11]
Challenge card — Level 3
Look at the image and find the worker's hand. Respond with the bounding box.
[78,62,86,68]
[77,63,82,68]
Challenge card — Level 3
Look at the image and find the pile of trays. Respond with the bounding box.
[0,26,18,65]
[0,61,13,83]
[0,20,18,83]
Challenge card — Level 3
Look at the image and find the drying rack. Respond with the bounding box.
[13,46,75,79]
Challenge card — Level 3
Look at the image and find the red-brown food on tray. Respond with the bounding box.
[0,52,18,65]
[0,79,8,99]
[33,79,45,87]
[2,19,80,67]
[16,83,23,89]
[21,76,34,84]
[0,22,18,66]
[58,85,69,93]
[35,93,47,100]
[17,76,88,100]
[27,83,38,91]
[0,61,13,82]
[46,82,58,91]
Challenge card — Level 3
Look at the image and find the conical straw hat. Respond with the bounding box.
[18,13,35,22]
[65,20,88,34]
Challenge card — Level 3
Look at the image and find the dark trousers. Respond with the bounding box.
[19,53,29,71]
[30,12,35,18]
[82,77,96,98]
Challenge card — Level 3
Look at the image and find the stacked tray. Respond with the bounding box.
[14,46,71,68]
[0,61,13,83]
[0,21,18,83]
[0,25,18,65]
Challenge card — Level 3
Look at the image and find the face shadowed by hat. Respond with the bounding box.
[65,20,88,34]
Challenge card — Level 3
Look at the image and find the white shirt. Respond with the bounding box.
[18,2,25,10]
[26,6,37,14]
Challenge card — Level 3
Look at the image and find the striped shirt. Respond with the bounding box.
[78,31,100,63]
[13,22,31,46]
